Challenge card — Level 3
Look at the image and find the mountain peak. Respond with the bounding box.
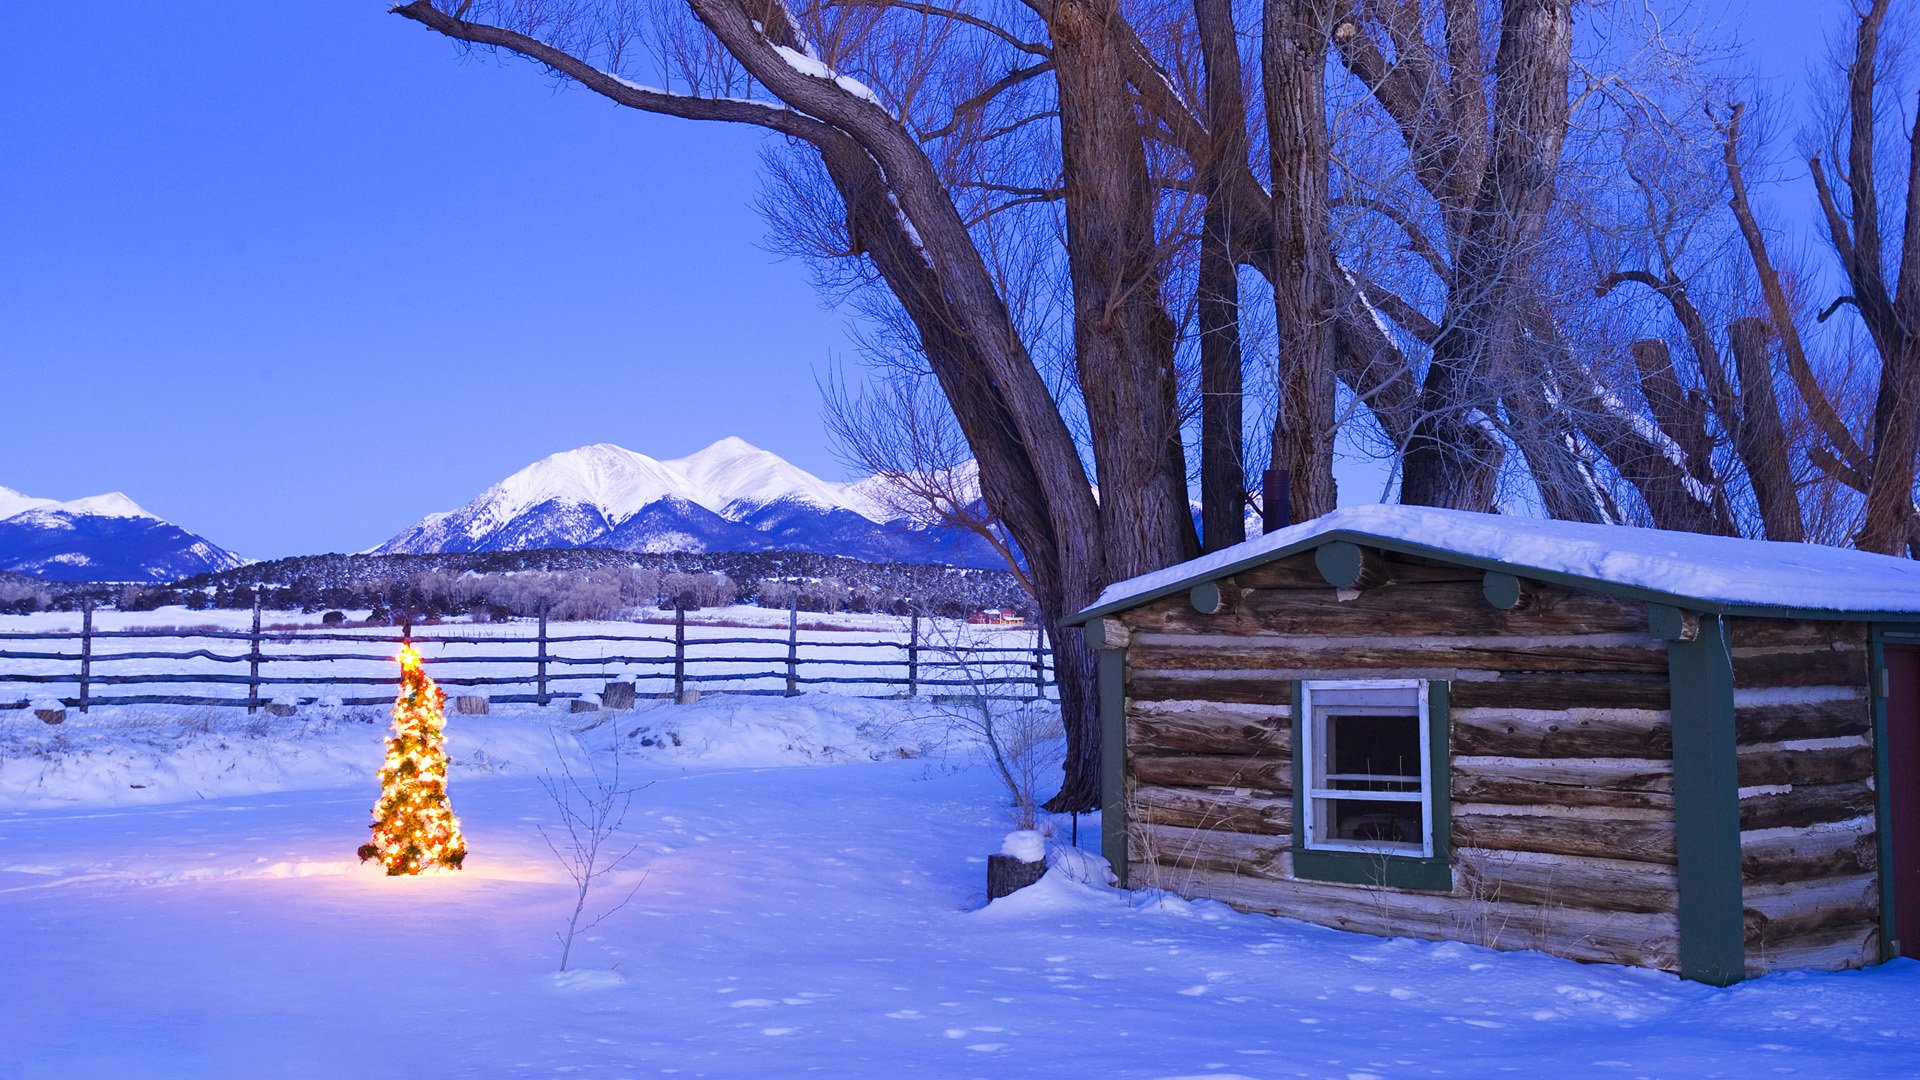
[0,486,241,582]
[374,437,1003,568]
[681,435,765,460]
[58,492,157,520]
[0,487,160,522]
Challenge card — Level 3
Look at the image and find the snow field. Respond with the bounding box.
[1,689,1915,1077]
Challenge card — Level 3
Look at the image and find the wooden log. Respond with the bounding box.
[1480,571,1533,611]
[1129,783,1294,835]
[568,698,601,713]
[1232,551,1483,590]
[1452,755,1673,811]
[1735,697,1871,743]
[986,855,1047,900]
[1743,873,1879,947]
[1314,542,1391,590]
[1449,672,1672,712]
[455,695,490,715]
[1453,805,1677,864]
[601,681,637,710]
[1129,753,1291,793]
[1143,864,1681,971]
[1457,848,1678,914]
[1741,821,1878,885]
[1231,553,1333,590]
[1451,706,1672,759]
[1735,741,1876,788]
[1189,581,1226,615]
[33,706,66,725]
[1118,579,1650,639]
[1739,781,1876,832]
[1127,671,1292,705]
[1731,647,1869,689]
[1129,699,1290,754]
[1129,820,1292,880]
[1745,922,1880,975]
[1728,618,1869,649]
[1125,635,1668,675]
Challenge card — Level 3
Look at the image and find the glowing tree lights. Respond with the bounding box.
[358,644,467,875]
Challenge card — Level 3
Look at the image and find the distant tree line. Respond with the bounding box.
[10,548,1032,622]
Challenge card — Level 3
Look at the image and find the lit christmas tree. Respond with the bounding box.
[358,644,467,875]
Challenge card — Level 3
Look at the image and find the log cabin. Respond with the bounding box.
[1066,505,1920,984]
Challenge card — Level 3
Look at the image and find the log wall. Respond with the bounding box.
[1115,550,1683,971]
[1728,617,1882,975]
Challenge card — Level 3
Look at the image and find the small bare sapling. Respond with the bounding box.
[539,727,651,971]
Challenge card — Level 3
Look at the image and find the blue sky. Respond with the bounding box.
[0,2,1837,559]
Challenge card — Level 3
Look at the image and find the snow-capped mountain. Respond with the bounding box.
[376,439,1005,567]
[0,486,246,583]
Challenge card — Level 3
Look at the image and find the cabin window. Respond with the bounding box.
[1299,680,1436,859]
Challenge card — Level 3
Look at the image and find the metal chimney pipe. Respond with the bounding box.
[1261,468,1292,533]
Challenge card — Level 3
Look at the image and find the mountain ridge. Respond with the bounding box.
[0,486,244,583]
[376,439,1001,568]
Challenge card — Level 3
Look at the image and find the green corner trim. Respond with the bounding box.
[1098,647,1128,888]
[1289,679,1453,895]
[1867,626,1920,959]
[1669,613,1745,985]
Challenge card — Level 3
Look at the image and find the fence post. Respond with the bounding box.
[1031,624,1046,700]
[78,600,94,713]
[247,597,263,715]
[673,604,686,701]
[537,604,550,706]
[906,612,920,699]
[785,596,799,697]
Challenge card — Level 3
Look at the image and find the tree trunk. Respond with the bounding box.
[1401,0,1574,511]
[1725,318,1805,542]
[1196,0,1247,553]
[1264,0,1337,520]
[1050,0,1197,582]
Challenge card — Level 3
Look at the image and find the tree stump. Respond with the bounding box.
[601,681,637,710]
[987,854,1047,900]
[569,698,600,714]
[33,706,65,725]
[265,703,297,717]
[455,695,490,715]
[677,688,702,706]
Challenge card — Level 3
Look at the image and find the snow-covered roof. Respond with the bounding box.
[1073,504,1920,623]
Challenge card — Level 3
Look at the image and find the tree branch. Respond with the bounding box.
[920,61,1055,139]
[826,0,1049,55]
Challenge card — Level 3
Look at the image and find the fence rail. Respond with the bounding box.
[0,603,1056,713]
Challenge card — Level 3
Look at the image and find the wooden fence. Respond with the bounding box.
[0,604,1055,714]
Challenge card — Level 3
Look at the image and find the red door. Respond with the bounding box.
[1888,646,1920,959]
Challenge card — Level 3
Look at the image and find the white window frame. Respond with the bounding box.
[1299,678,1434,858]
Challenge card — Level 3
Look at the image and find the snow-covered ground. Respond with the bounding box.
[3,695,1917,1078]
[0,605,1053,705]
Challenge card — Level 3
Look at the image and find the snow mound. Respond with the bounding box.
[1000,830,1045,861]
[0,707,578,810]
[618,693,954,768]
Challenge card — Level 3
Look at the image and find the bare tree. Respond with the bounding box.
[539,728,650,972]
[388,0,1916,812]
